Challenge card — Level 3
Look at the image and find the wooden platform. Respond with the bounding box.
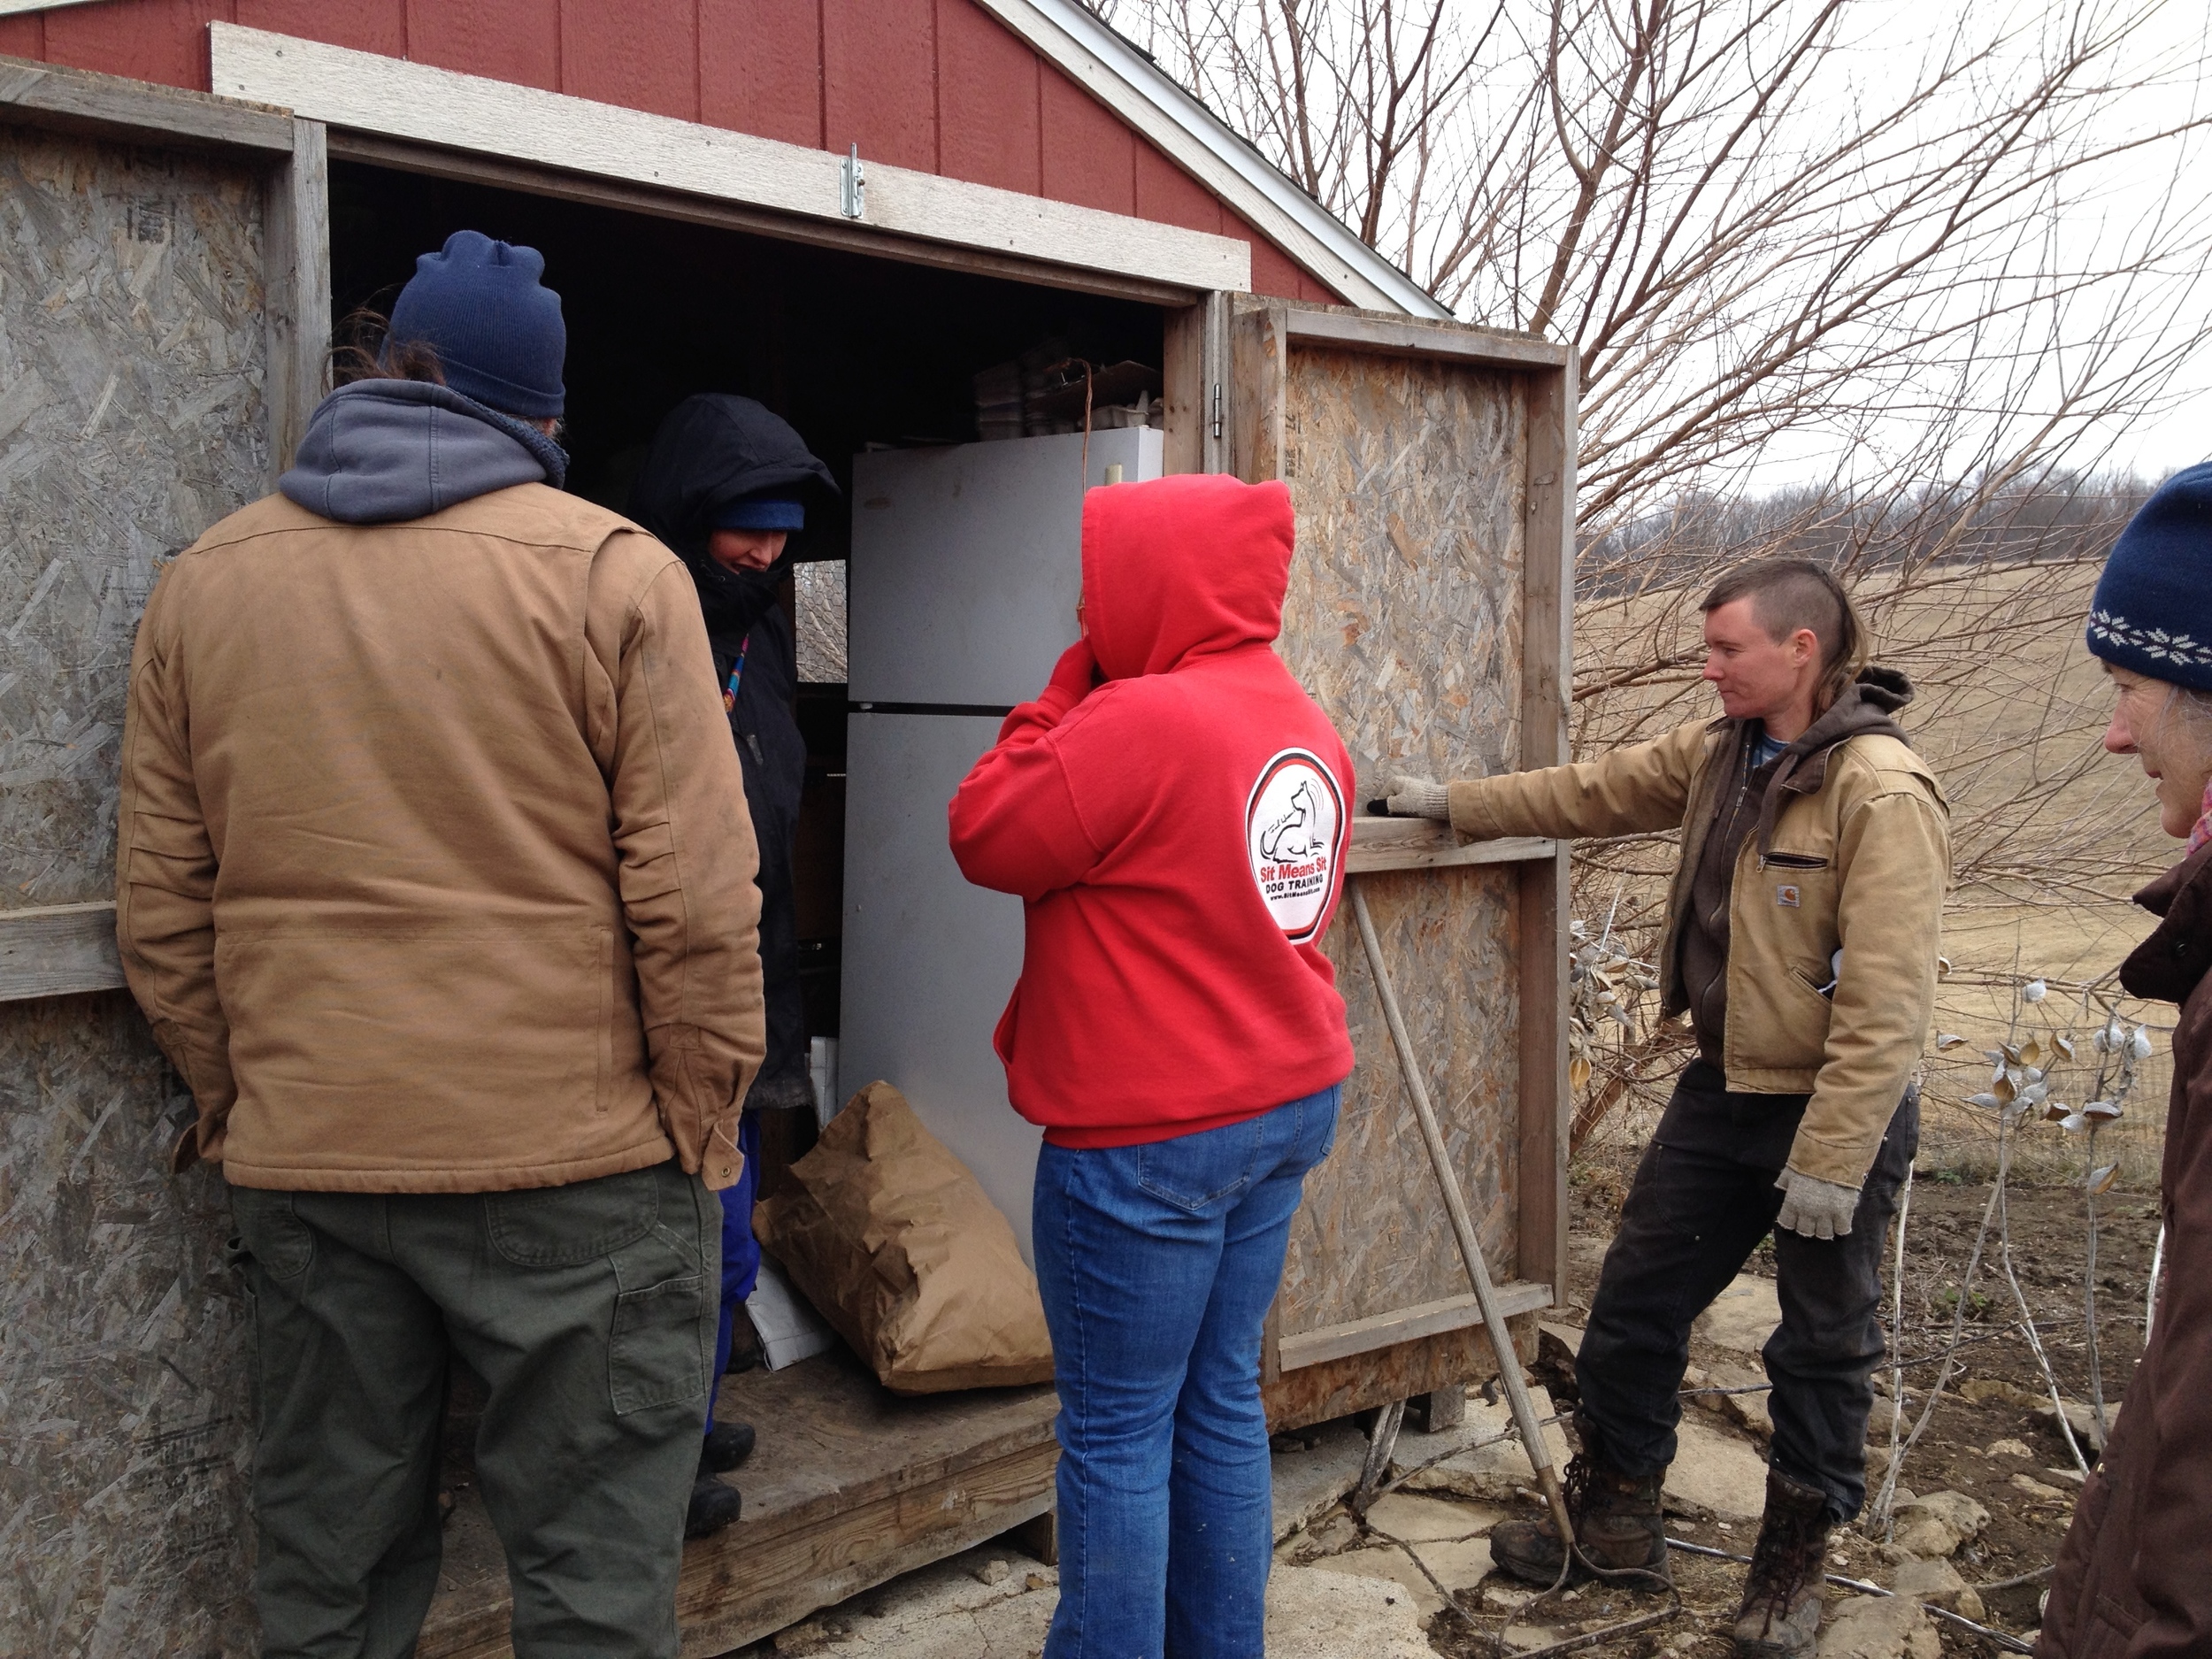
[416,1348,1060,1659]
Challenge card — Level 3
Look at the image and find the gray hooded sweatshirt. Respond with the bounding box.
[279,378,568,525]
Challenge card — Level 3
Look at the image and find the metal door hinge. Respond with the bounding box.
[841,143,866,219]
[1210,381,1223,441]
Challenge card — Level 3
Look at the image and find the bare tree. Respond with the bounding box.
[1098,0,2212,1134]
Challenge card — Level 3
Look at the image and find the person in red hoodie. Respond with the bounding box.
[950,472,1354,1659]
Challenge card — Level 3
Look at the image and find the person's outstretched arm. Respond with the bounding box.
[1379,719,1711,841]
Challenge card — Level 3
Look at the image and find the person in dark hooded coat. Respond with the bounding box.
[629,394,837,1537]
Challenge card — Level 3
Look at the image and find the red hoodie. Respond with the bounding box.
[948,473,1356,1148]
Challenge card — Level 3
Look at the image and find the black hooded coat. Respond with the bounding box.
[628,395,837,1108]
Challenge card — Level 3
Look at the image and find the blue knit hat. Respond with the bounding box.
[2086,462,2212,690]
[715,495,806,532]
[388,230,566,419]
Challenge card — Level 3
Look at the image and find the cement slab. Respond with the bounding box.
[1695,1274,1782,1356]
[1271,1417,1374,1542]
[1663,1418,1770,1522]
[1264,1565,1435,1658]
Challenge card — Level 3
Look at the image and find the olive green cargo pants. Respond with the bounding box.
[228,1158,719,1659]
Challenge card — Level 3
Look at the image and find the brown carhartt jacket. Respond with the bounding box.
[1447,672,1949,1189]
[116,484,764,1194]
[2038,844,2212,1659]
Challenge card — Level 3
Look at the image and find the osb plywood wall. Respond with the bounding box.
[1271,339,1530,1336]
[2,125,268,1656]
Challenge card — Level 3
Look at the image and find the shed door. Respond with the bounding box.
[0,100,318,1657]
[1225,299,1575,1423]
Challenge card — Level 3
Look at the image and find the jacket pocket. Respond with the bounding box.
[1760,851,1830,870]
[487,1164,661,1266]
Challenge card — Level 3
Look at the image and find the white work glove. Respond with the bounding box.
[1773,1171,1860,1240]
[1379,774,1451,820]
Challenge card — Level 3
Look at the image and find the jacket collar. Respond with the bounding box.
[2122,841,2212,1004]
[1732,666,1915,858]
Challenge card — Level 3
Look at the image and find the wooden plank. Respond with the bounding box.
[1283,305,1570,371]
[1346,817,1555,875]
[1202,289,1231,475]
[1277,1279,1552,1371]
[323,129,1208,311]
[1227,297,1284,486]
[417,1347,1061,1659]
[209,24,1252,296]
[263,116,330,480]
[0,902,124,1002]
[1517,363,1578,1304]
[0,50,295,153]
[1263,1313,1540,1435]
[1161,301,1204,475]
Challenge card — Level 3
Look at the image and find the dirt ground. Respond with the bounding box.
[1394,1171,2160,1656]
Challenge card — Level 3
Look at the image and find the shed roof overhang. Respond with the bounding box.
[982,0,1448,320]
[206,23,1254,303]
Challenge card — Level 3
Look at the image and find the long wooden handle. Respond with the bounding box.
[1350,880,1574,1544]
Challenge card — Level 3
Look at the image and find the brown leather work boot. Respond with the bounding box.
[1489,1451,1669,1586]
[1732,1467,1832,1658]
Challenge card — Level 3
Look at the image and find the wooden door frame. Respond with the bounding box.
[1215,298,1578,1427]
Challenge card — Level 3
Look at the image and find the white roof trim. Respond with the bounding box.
[976,0,1450,319]
[206,24,1251,296]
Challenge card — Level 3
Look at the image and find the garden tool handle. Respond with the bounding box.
[1350,880,1578,1548]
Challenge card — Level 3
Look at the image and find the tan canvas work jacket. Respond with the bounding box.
[1448,674,1949,1189]
[117,483,765,1194]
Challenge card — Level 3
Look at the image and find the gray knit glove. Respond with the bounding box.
[1774,1171,1860,1240]
[1381,775,1451,820]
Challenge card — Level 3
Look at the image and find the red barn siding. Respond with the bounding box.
[935,0,1038,196]
[410,0,559,93]
[237,0,403,59]
[822,0,937,173]
[8,0,1346,303]
[701,0,823,150]
[561,0,698,120]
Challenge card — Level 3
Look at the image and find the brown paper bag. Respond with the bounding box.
[752,1079,1054,1394]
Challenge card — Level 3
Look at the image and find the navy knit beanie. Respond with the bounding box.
[2087,461,2212,690]
[388,230,566,419]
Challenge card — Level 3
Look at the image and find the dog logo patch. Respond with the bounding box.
[1246,749,1346,943]
[1776,883,1801,908]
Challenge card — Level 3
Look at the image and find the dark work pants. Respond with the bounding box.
[1575,1060,1918,1524]
[229,1160,719,1659]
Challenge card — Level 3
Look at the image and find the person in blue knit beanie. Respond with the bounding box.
[2040,457,2212,1659]
[387,228,567,419]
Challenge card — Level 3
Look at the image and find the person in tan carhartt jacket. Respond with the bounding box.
[1380,558,1947,1659]
[116,231,764,1659]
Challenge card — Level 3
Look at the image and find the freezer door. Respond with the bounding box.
[849,427,1164,708]
[839,711,1039,1259]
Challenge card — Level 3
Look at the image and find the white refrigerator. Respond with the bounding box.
[840,427,1164,1264]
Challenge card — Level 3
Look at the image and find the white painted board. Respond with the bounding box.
[839,712,1040,1262]
[848,427,1163,709]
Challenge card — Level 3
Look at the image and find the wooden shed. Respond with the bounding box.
[0,4,1575,1653]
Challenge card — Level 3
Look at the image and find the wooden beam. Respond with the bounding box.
[1227,299,1285,486]
[324,131,1206,311]
[1277,1280,1553,1371]
[1263,1313,1540,1435]
[1283,307,1568,371]
[0,902,125,1002]
[0,51,294,154]
[264,116,330,480]
[1347,817,1555,876]
[1516,362,1578,1304]
[1161,303,1205,475]
[211,25,1249,299]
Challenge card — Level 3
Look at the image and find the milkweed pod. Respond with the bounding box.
[2129,1026,2154,1061]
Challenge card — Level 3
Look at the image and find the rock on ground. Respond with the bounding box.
[1271,1417,1374,1541]
[1888,1556,1985,1624]
[793,1546,1055,1657]
[1816,1594,1940,1659]
[1394,1386,1573,1502]
[1695,1274,1782,1356]
[1662,1417,1770,1523]
[1263,1565,1434,1659]
[1363,1491,1502,1542]
[1890,1490,1990,1559]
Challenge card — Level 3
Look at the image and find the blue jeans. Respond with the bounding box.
[706,1110,764,1432]
[1033,1085,1340,1659]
